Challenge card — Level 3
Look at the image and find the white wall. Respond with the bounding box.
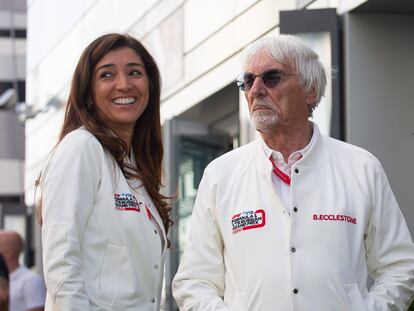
[161,0,296,121]
[25,0,299,202]
[25,0,176,204]
[26,0,97,72]
[0,160,24,195]
[25,0,375,215]
[344,13,414,234]
[0,10,26,29]
[0,37,26,80]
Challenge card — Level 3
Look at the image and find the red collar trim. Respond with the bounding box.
[269,156,291,185]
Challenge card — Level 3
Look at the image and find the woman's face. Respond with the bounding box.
[91,47,149,133]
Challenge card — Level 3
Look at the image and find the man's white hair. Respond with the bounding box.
[241,35,327,116]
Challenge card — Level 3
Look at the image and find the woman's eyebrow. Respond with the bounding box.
[95,62,144,72]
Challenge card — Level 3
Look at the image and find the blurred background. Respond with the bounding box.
[0,0,413,309]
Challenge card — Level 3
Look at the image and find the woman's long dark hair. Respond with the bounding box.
[39,33,172,235]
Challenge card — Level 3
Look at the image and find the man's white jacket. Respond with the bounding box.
[40,129,166,311]
[173,126,414,311]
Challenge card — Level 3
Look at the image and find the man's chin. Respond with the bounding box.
[251,116,279,131]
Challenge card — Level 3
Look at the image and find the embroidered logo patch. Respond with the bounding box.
[114,193,141,212]
[232,209,266,234]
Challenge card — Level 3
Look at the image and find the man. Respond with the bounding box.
[0,231,46,311]
[172,35,414,310]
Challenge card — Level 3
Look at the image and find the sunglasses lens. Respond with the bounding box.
[236,73,247,91]
[262,71,282,87]
[237,73,253,91]
[236,70,285,91]
[241,73,255,91]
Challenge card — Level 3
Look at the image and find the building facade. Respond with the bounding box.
[0,0,32,264]
[25,0,414,309]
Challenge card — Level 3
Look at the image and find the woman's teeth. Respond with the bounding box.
[112,97,136,105]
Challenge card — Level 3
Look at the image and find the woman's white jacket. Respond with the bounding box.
[41,128,166,311]
[173,126,414,311]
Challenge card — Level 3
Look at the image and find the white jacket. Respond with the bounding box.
[40,128,166,311]
[173,126,414,311]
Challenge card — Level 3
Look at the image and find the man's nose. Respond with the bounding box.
[249,77,267,97]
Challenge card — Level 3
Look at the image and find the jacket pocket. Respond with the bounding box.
[230,293,245,311]
[345,283,367,311]
[99,243,125,304]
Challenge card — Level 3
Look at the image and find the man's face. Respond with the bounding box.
[243,49,314,132]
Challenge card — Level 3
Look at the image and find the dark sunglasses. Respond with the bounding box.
[236,69,296,91]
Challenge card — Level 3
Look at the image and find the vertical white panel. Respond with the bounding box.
[143,8,183,92]
[183,0,234,52]
[0,10,11,27]
[0,160,24,195]
[296,32,332,136]
[344,13,414,234]
[26,0,97,71]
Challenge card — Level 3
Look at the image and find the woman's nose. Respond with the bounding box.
[116,74,132,90]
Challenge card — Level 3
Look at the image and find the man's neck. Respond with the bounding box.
[260,121,313,162]
[8,261,20,273]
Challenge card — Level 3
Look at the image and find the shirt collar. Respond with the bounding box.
[260,122,317,166]
[10,265,24,280]
[254,122,323,179]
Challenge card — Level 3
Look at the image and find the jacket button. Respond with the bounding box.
[293,288,299,294]
[154,229,158,234]
[293,207,298,212]
[291,247,296,253]
[151,298,155,303]
[294,168,299,174]
[154,264,159,269]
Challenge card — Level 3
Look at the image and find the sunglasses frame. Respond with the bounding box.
[236,69,296,91]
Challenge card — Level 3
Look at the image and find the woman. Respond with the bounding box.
[0,253,8,311]
[38,33,171,310]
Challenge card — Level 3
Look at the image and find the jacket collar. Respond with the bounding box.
[254,122,324,177]
[128,153,168,250]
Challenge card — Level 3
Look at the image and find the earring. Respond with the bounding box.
[87,99,94,110]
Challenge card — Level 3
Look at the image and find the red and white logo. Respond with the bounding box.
[231,209,266,234]
[114,193,141,212]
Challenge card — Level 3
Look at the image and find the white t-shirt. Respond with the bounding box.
[10,265,46,311]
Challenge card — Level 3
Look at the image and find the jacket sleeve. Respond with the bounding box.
[364,158,414,310]
[172,170,230,310]
[40,133,102,310]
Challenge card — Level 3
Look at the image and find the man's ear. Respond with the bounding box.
[305,88,317,106]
